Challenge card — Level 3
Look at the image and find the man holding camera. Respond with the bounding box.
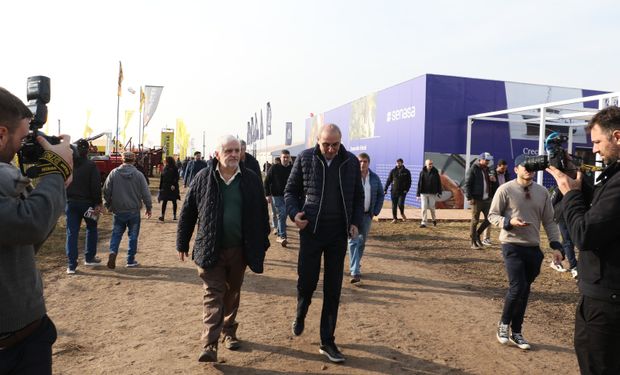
[0,87,74,374]
[547,106,620,374]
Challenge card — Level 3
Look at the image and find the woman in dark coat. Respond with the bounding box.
[158,156,181,221]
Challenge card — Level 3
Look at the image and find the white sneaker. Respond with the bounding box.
[481,239,493,246]
[496,322,509,344]
[570,267,578,279]
[66,268,76,275]
[549,261,566,272]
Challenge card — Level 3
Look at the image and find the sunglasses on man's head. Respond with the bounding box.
[524,186,531,200]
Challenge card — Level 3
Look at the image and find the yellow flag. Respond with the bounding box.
[83,110,93,138]
[176,118,190,158]
[117,61,123,97]
[121,110,134,143]
[139,87,145,112]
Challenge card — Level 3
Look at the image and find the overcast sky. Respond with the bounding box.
[2,0,618,154]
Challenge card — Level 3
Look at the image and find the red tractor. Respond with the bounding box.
[83,133,164,184]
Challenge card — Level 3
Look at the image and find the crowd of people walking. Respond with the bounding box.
[1,78,618,374]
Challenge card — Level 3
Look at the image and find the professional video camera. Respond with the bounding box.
[521,132,602,174]
[17,76,77,177]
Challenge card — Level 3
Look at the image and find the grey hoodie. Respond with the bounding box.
[0,163,66,332]
[103,163,152,214]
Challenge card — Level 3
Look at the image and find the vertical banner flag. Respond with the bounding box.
[285,122,292,145]
[161,129,175,160]
[121,110,135,143]
[139,87,145,112]
[176,119,190,158]
[254,113,258,141]
[250,117,255,144]
[247,121,251,144]
[143,85,164,128]
[266,102,272,136]
[83,110,93,139]
[260,109,264,140]
[117,61,123,97]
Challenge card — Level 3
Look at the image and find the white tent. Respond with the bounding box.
[466,91,620,185]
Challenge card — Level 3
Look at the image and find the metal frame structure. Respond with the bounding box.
[466,91,620,185]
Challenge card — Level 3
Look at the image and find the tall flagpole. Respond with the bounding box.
[139,87,142,150]
[115,94,120,153]
[115,61,123,154]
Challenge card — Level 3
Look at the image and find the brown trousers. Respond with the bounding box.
[197,246,247,348]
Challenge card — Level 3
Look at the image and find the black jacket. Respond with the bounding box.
[416,166,442,196]
[242,153,261,178]
[490,170,512,196]
[385,166,411,195]
[284,144,363,235]
[158,165,180,201]
[562,162,620,302]
[176,160,270,273]
[264,163,293,197]
[66,157,102,205]
[464,162,492,201]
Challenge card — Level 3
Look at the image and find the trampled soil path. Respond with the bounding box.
[40,188,581,374]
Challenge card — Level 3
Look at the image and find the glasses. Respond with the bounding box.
[320,142,340,150]
[524,186,531,200]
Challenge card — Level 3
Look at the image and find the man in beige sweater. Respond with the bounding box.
[488,154,564,350]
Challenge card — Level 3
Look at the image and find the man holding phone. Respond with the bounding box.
[488,154,563,350]
[285,124,363,363]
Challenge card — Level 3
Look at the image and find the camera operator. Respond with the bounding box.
[547,106,620,374]
[0,86,73,374]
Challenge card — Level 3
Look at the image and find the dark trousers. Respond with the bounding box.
[198,246,247,347]
[0,316,57,375]
[500,244,543,333]
[297,224,347,345]
[391,193,406,219]
[161,199,177,218]
[470,199,491,240]
[575,295,620,374]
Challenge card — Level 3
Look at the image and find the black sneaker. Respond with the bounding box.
[419,224,427,228]
[350,276,361,284]
[319,343,345,363]
[84,256,102,266]
[433,220,437,226]
[509,332,531,350]
[292,317,304,336]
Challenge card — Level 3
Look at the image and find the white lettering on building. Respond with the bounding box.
[386,106,416,122]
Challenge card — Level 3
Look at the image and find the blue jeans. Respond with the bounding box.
[500,244,543,333]
[65,201,98,269]
[272,196,287,239]
[109,211,141,263]
[348,214,373,276]
[270,201,278,230]
[558,220,577,269]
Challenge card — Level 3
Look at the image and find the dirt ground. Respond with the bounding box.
[37,187,581,374]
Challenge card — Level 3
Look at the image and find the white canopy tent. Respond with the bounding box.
[465,91,620,185]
